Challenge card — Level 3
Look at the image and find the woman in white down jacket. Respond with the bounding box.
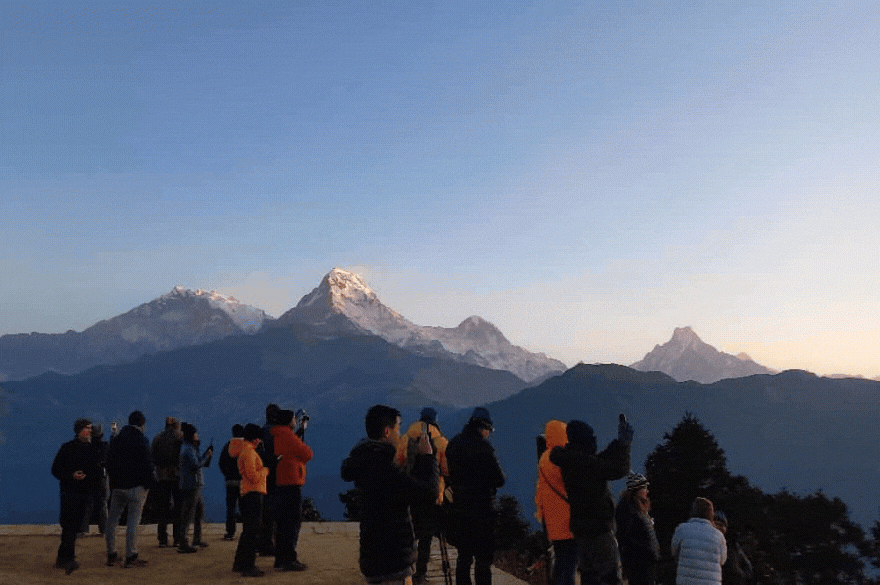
[671,497,727,585]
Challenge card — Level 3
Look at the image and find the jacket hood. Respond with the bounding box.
[544,420,567,450]
[403,420,443,441]
[228,436,243,458]
[342,439,395,483]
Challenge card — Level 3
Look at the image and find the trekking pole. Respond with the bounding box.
[438,530,453,585]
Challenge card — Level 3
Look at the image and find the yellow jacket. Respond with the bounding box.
[395,420,449,505]
[535,419,573,541]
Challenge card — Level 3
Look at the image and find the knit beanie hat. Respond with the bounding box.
[231,424,245,438]
[626,473,649,491]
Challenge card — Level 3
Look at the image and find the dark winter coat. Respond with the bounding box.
[549,438,630,538]
[341,438,438,582]
[615,498,660,585]
[219,438,242,481]
[52,438,103,493]
[106,425,155,490]
[445,423,506,514]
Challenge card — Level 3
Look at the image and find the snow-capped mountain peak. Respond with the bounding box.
[162,286,269,333]
[631,327,773,383]
[278,269,566,383]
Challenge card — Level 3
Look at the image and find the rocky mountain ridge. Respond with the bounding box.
[276,268,566,383]
[630,326,775,383]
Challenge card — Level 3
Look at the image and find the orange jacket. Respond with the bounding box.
[238,440,269,496]
[535,420,573,541]
[395,420,449,505]
[271,424,313,487]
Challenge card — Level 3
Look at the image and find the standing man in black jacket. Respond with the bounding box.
[341,404,438,585]
[445,407,506,585]
[549,416,633,585]
[105,410,155,568]
[52,418,102,574]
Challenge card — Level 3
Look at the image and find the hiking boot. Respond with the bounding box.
[277,560,306,571]
[124,554,147,568]
[241,567,265,577]
[106,552,119,566]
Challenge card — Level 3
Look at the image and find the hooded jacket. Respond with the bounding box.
[238,440,269,496]
[535,420,573,542]
[395,420,449,505]
[271,424,313,487]
[341,438,438,582]
[446,422,506,514]
[549,433,630,538]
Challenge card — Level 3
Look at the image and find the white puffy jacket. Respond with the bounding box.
[671,518,727,585]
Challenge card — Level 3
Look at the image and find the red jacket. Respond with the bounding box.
[270,424,313,487]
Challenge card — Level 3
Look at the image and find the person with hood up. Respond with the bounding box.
[177,422,213,553]
[535,419,576,585]
[395,407,449,584]
[549,415,633,585]
[341,404,438,585]
[446,407,506,585]
[219,424,245,540]
[615,473,660,585]
[271,409,314,571]
[671,497,726,585]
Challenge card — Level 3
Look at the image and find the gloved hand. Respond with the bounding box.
[618,416,634,445]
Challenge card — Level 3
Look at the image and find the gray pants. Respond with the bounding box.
[105,486,149,559]
[576,531,622,585]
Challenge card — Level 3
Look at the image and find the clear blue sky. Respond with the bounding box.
[3,1,879,377]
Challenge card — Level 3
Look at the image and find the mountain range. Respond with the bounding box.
[0,268,565,385]
[0,286,272,382]
[2,269,878,530]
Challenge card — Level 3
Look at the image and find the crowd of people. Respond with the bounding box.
[53,403,735,585]
[50,404,312,577]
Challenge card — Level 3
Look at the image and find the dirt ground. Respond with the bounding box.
[0,523,526,585]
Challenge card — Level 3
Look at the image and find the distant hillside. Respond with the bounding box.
[479,364,880,531]
[630,326,774,383]
[0,287,271,382]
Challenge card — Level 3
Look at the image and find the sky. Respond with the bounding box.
[2,1,879,378]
